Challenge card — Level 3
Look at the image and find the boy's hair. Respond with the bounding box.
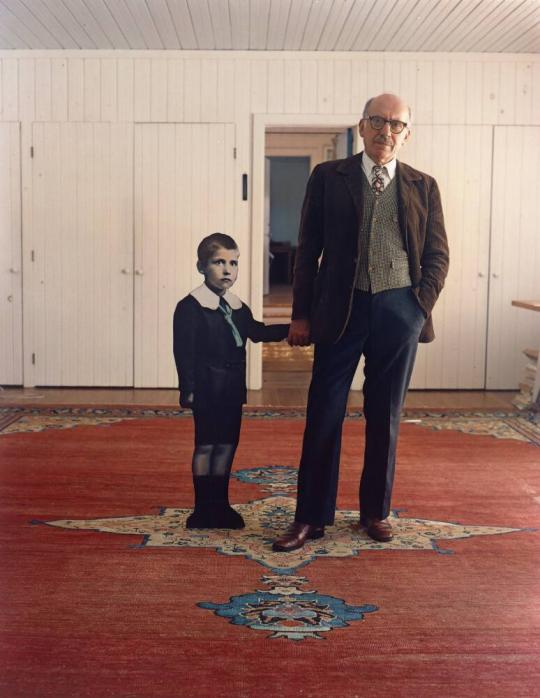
[197,233,239,268]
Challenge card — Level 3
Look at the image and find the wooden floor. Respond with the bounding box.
[0,372,518,410]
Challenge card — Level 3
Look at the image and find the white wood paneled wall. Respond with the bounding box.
[26,122,133,386]
[0,122,22,384]
[0,50,539,388]
[1,53,539,126]
[134,123,237,388]
[488,126,540,389]
[399,125,493,389]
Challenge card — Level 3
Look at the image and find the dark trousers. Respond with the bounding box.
[295,287,426,527]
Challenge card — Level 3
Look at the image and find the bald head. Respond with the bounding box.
[362,93,412,124]
[359,93,412,165]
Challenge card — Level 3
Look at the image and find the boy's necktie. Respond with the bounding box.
[371,165,385,195]
[219,297,243,347]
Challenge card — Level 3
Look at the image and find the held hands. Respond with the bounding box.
[288,318,311,346]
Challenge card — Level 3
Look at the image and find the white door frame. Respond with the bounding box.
[250,113,360,390]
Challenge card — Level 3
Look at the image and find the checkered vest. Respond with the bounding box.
[355,174,412,293]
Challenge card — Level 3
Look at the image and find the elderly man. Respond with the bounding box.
[273,93,449,552]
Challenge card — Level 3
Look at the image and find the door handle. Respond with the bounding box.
[134,269,144,275]
[9,267,19,273]
[121,268,131,274]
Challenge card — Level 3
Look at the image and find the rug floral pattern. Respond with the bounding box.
[43,494,523,575]
[2,407,538,445]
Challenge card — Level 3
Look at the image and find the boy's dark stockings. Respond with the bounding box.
[186,442,245,529]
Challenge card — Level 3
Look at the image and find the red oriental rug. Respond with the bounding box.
[0,407,539,697]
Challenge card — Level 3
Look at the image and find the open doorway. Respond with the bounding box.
[262,127,353,376]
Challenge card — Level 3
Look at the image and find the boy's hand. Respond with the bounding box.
[180,392,194,407]
[288,319,311,346]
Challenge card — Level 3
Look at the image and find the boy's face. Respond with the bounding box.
[199,246,239,294]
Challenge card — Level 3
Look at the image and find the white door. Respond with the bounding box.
[134,123,236,387]
[399,125,493,388]
[29,123,134,386]
[0,123,22,385]
[487,127,540,388]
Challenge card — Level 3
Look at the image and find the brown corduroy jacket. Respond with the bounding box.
[291,153,450,344]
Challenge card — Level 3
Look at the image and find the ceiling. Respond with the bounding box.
[0,0,538,53]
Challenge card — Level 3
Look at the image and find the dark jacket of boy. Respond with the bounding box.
[173,284,289,408]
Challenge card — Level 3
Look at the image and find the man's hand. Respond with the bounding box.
[288,318,311,346]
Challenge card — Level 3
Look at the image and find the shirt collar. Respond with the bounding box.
[362,152,397,181]
[190,283,242,310]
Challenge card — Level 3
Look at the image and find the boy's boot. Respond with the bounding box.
[186,475,244,529]
[212,474,245,529]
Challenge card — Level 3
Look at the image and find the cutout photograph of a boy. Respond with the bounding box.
[173,233,289,529]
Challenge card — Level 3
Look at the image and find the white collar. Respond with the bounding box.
[190,283,242,310]
[362,152,397,181]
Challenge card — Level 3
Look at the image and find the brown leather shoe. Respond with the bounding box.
[272,522,325,552]
[360,517,393,542]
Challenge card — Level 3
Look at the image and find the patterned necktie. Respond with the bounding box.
[371,165,385,195]
[218,297,243,347]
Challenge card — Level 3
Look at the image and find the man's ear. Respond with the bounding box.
[403,127,411,144]
[358,120,365,138]
[196,261,205,275]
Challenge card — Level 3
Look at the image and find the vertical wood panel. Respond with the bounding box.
[151,58,168,121]
[300,60,317,113]
[465,61,483,124]
[284,59,301,113]
[333,60,351,113]
[432,61,449,124]
[0,122,22,383]
[134,58,151,121]
[415,61,433,123]
[2,59,18,120]
[532,62,540,123]
[250,60,268,114]
[267,60,284,113]
[448,61,466,124]
[317,60,333,113]
[400,125,492,389]
[183,59,201,121]
[134,122,237,387]
[498,62,516,124]
[101,59,117,121]
[399,61,416,114]
[68,58,84,121]
[366,60,384,99]
[35,59,51,121]
[515,61,532,124]
[350,59,368,115]
[117,58,134,121]
[217,59,235,122]
[167,60,184,121]
[482,62,500,124]
[18,59,35,122]
[201,58,218,121]
[51,58,67,121]
[84,58,101,121]
[31,122,133,385]
[487,126,540,388]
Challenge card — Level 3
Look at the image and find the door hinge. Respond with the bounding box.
[30,146,34,158]
[233,147,237,159]
[31,353,36,365]
[31,250,35,262]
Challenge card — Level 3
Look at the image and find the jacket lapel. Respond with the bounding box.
[337,153,365,223]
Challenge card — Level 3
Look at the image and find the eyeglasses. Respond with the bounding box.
[365,115,408,134]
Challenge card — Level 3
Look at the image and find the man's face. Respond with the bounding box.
[359,94,411,165]
[199,246,239,295]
